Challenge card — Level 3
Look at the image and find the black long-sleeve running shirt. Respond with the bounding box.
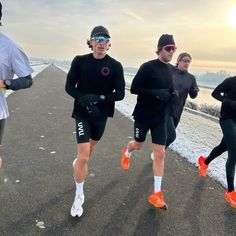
[65,53,125,120]
[212,76,236,120]
[170,66,199,121]
[131,59,174,124]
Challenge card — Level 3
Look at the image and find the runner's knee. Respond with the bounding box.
[153,146,165,159]
[131,141,143,150]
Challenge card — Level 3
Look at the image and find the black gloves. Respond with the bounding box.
[79,94,102,107]
[79,94,105,120]
[86,105,100,119]
[189,87,199,99]
[149,89,171,102]
[168,89,179,104]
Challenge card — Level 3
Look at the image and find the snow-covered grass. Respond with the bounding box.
[31,63,49,78]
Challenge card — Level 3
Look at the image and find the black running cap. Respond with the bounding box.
[90,25,110,38]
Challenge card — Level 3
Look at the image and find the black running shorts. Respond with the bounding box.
[75,118,107,143]
[134,120,166,145]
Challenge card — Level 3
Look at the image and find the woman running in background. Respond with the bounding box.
[198,76,236,208]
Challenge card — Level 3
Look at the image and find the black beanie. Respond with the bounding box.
[157,34,175,50]
[0,2,2,25]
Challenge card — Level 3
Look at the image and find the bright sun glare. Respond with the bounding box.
[227,6,236,27]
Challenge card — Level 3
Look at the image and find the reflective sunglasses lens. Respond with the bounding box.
[164,46,176,52]
[103,37,109,43]
[93,36,109,43]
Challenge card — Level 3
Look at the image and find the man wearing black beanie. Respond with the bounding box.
[157,34,176,53]
[120,34,177,210]
[0,2,33,168]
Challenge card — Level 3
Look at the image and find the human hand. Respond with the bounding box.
[79,94,102,107]
[168,89,179,103]
[154,89,171,102]
[0,80,6,88]
[86,104,100,119]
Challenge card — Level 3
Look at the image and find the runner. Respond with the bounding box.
[121,34,177,210]
[65,25,125,217]
[150,52,199,161]
[198,76,236,208]
[0,2,33,168]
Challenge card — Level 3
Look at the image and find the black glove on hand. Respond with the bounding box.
[168,89,179,104]
[230,101,236,110]
[154,89,171,102]
[79,94,102,107]
[86,105,100,119]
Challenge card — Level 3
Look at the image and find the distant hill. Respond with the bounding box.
[194,70,231,88]
[124,67,138,75]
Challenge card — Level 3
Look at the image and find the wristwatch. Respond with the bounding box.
[100,95,105,100]
[4,79,12,89]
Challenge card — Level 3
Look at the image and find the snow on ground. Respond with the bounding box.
[56,65,70,73]
[173,110,227,186]
[31,63,49,78]
[59,64,231,189]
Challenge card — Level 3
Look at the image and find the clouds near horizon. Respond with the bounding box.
[1,0,236,73]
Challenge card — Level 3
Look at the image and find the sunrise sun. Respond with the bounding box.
[228,5,236,27]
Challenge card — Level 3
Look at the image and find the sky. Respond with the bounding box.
[1,0,236,74]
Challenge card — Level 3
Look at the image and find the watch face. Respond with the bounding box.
[5,80,11,86]
[100,95,105,100]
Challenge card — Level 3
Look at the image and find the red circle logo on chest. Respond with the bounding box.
[101,67,110,76]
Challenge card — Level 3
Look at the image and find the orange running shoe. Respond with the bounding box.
[148,191,167,210]
[225,190,236,208]
[198,156,208,177]
[121,147,131,170]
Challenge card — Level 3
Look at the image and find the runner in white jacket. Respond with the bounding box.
[0,2,33,168]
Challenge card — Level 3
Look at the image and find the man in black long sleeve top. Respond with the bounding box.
[121,34,177,210]
[170,53,199,126]
[198,76,236,208]
[165,52,199,148]
[150,52,199,159]
[65,25,125,217]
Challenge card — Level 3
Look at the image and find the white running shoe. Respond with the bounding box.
[151,152,154,161]
[71,194,85,217]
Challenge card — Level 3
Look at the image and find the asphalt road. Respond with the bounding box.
[0,65,235,236]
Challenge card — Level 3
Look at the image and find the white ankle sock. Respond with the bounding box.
[75,181,84,196]
[125,149,131,158]
[154,176,162,192]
